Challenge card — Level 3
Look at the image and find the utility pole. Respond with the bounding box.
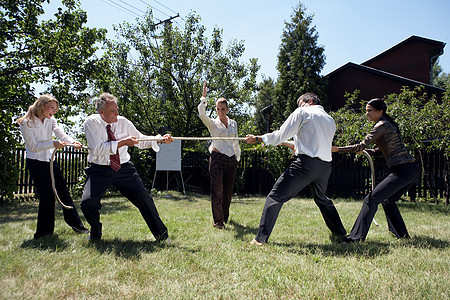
[155,14,180,134]
[154,14,180,27]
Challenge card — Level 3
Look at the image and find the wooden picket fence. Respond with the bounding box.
[15,147,89,195]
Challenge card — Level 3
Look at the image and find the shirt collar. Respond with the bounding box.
[97,114,111,127]
[31,115,50,126]
[215,116,230,126]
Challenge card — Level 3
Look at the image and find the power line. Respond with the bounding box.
[100,0,185,29]
[115,0,147,15]
[152,0,178,15]
[152,0,185,21]
[139,0,186,22]
[101,0,143,18]
[137,0,171,19]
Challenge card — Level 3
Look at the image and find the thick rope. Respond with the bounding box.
[362,150,380,226]
[50,144,88,210]
[137,136,245,142]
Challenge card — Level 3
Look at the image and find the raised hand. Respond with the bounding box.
[202,81,208,98]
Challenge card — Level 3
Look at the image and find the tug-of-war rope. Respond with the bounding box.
[50,143,89,209]
[50,137,380,227]
[362,150,380,226]
[137,137,245,141]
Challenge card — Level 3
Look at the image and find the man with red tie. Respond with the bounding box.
[81,92,173,242]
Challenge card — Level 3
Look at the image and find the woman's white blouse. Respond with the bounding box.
[19,116,75,162]
[198,97,241,161]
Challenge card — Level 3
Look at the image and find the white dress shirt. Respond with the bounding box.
[262,105,336,162]
[198,97,241,161]
[83,114,160,166]
[19,116,75,162]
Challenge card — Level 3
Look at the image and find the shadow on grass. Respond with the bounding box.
[86,238,166,259]
[0,194,134,224]
[0,202,38,223]
[272,235,449,258]
[94,196,155,216]
[397,201,450,215]
[228,220,258,240]
[408,235,449,249]
[273,240,392,258]
[21,235,69,252]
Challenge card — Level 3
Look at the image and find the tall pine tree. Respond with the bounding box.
[272,3,325,127]
[254,77,276,134]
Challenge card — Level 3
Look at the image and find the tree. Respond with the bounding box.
[99,11,259,150]
[253,77,276,134]
[0,0,106,201]
[433,62,450,89]
[271,3,325,128]
[1,0,106,114]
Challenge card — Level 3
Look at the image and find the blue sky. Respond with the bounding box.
[44,0,450,80]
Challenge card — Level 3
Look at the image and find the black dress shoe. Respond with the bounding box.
[72,226,90,234]
[87,234,101,241]
[329,233,345,243]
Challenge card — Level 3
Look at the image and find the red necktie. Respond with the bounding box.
[106,125,121,171]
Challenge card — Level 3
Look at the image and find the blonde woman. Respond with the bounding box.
[18,94,88,239]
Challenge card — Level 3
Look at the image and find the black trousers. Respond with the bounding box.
[81,162,168,241]
[26,158,86,239]
[255,155,347,243]
[209,151,238,226]
[344,162,419,242]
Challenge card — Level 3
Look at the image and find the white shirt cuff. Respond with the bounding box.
[110,140,118,154]
[261,135,268,144]
[151,134,161,152]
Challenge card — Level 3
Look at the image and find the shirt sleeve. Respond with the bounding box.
[262,108,305,146]
[338,122,386,153]
[51,117,75,144]
[233,121,241,161]
[363,148,382,156]
[198,97,213,132]
[84,117,117,157]
[124,119,160,152]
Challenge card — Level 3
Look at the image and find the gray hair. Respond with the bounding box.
[96,92,118,112]
[297,92,321,106]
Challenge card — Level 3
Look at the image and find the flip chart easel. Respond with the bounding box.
[152,140,186,196]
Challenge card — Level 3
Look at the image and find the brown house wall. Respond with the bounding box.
[326,68,438,110]
[363,41,437,84]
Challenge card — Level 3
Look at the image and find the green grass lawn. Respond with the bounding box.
[1,192,449,299]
